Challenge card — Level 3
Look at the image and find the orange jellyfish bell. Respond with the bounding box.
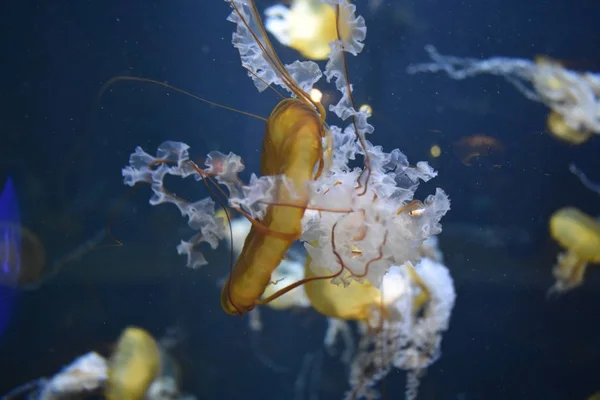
[0,222,49,288]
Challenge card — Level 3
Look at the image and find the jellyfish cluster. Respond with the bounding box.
[407,44,600,293]
[121,0,454,398]
[3,0,600,399]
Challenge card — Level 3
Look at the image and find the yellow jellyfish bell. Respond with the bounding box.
[106,326,161,400]
[304,255,383,320]
[548,207,600,294]
[546,110,592,145]
[264,0,352,60]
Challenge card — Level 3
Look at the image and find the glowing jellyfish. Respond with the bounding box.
[548,207,600,295]
[264,0,350,60]
[0,177,20,336]
[106,326,161,400]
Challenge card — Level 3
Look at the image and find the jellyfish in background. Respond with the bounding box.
[2,326,194,400]
[408,46,600,144]
[264,0,349,60]
[548,207,600,295]
[0,214,104,293]
[106,327,161,400]
[0,177,21,336]
[0,176,106,294]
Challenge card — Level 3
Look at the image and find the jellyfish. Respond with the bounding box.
[306,251,455,400]
[264,0,350,60]
[0,351,107,400]
[107,326,194,400]
[110,2,467,398]
[408,46,600,141]
[548,207,600,295]
[106,326,161,400]
[304,256,383,321]
[260,229,453,399]
[218,213,454,400]
[547,110,592,145]
[2,326,194,400]
[123,0,450,334]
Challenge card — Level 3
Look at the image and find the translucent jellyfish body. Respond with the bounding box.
[122,0,450,318]
[265,0,351,60]
[408,46,600,143]
[346,258,456,400]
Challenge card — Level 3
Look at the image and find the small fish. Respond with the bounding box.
[0,177,21,336]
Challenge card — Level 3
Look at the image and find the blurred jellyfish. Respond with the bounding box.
[264,0,347,60]
[453,135,505,167]
[0,177,104,295]
[106,326,161,400]
[1,219,105,292]
[2,326,195,400]
[588,391,600,400]
[547,110,592,145]
[0,177,21,336]
[408,46,600,143]
[548,207,600,295]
